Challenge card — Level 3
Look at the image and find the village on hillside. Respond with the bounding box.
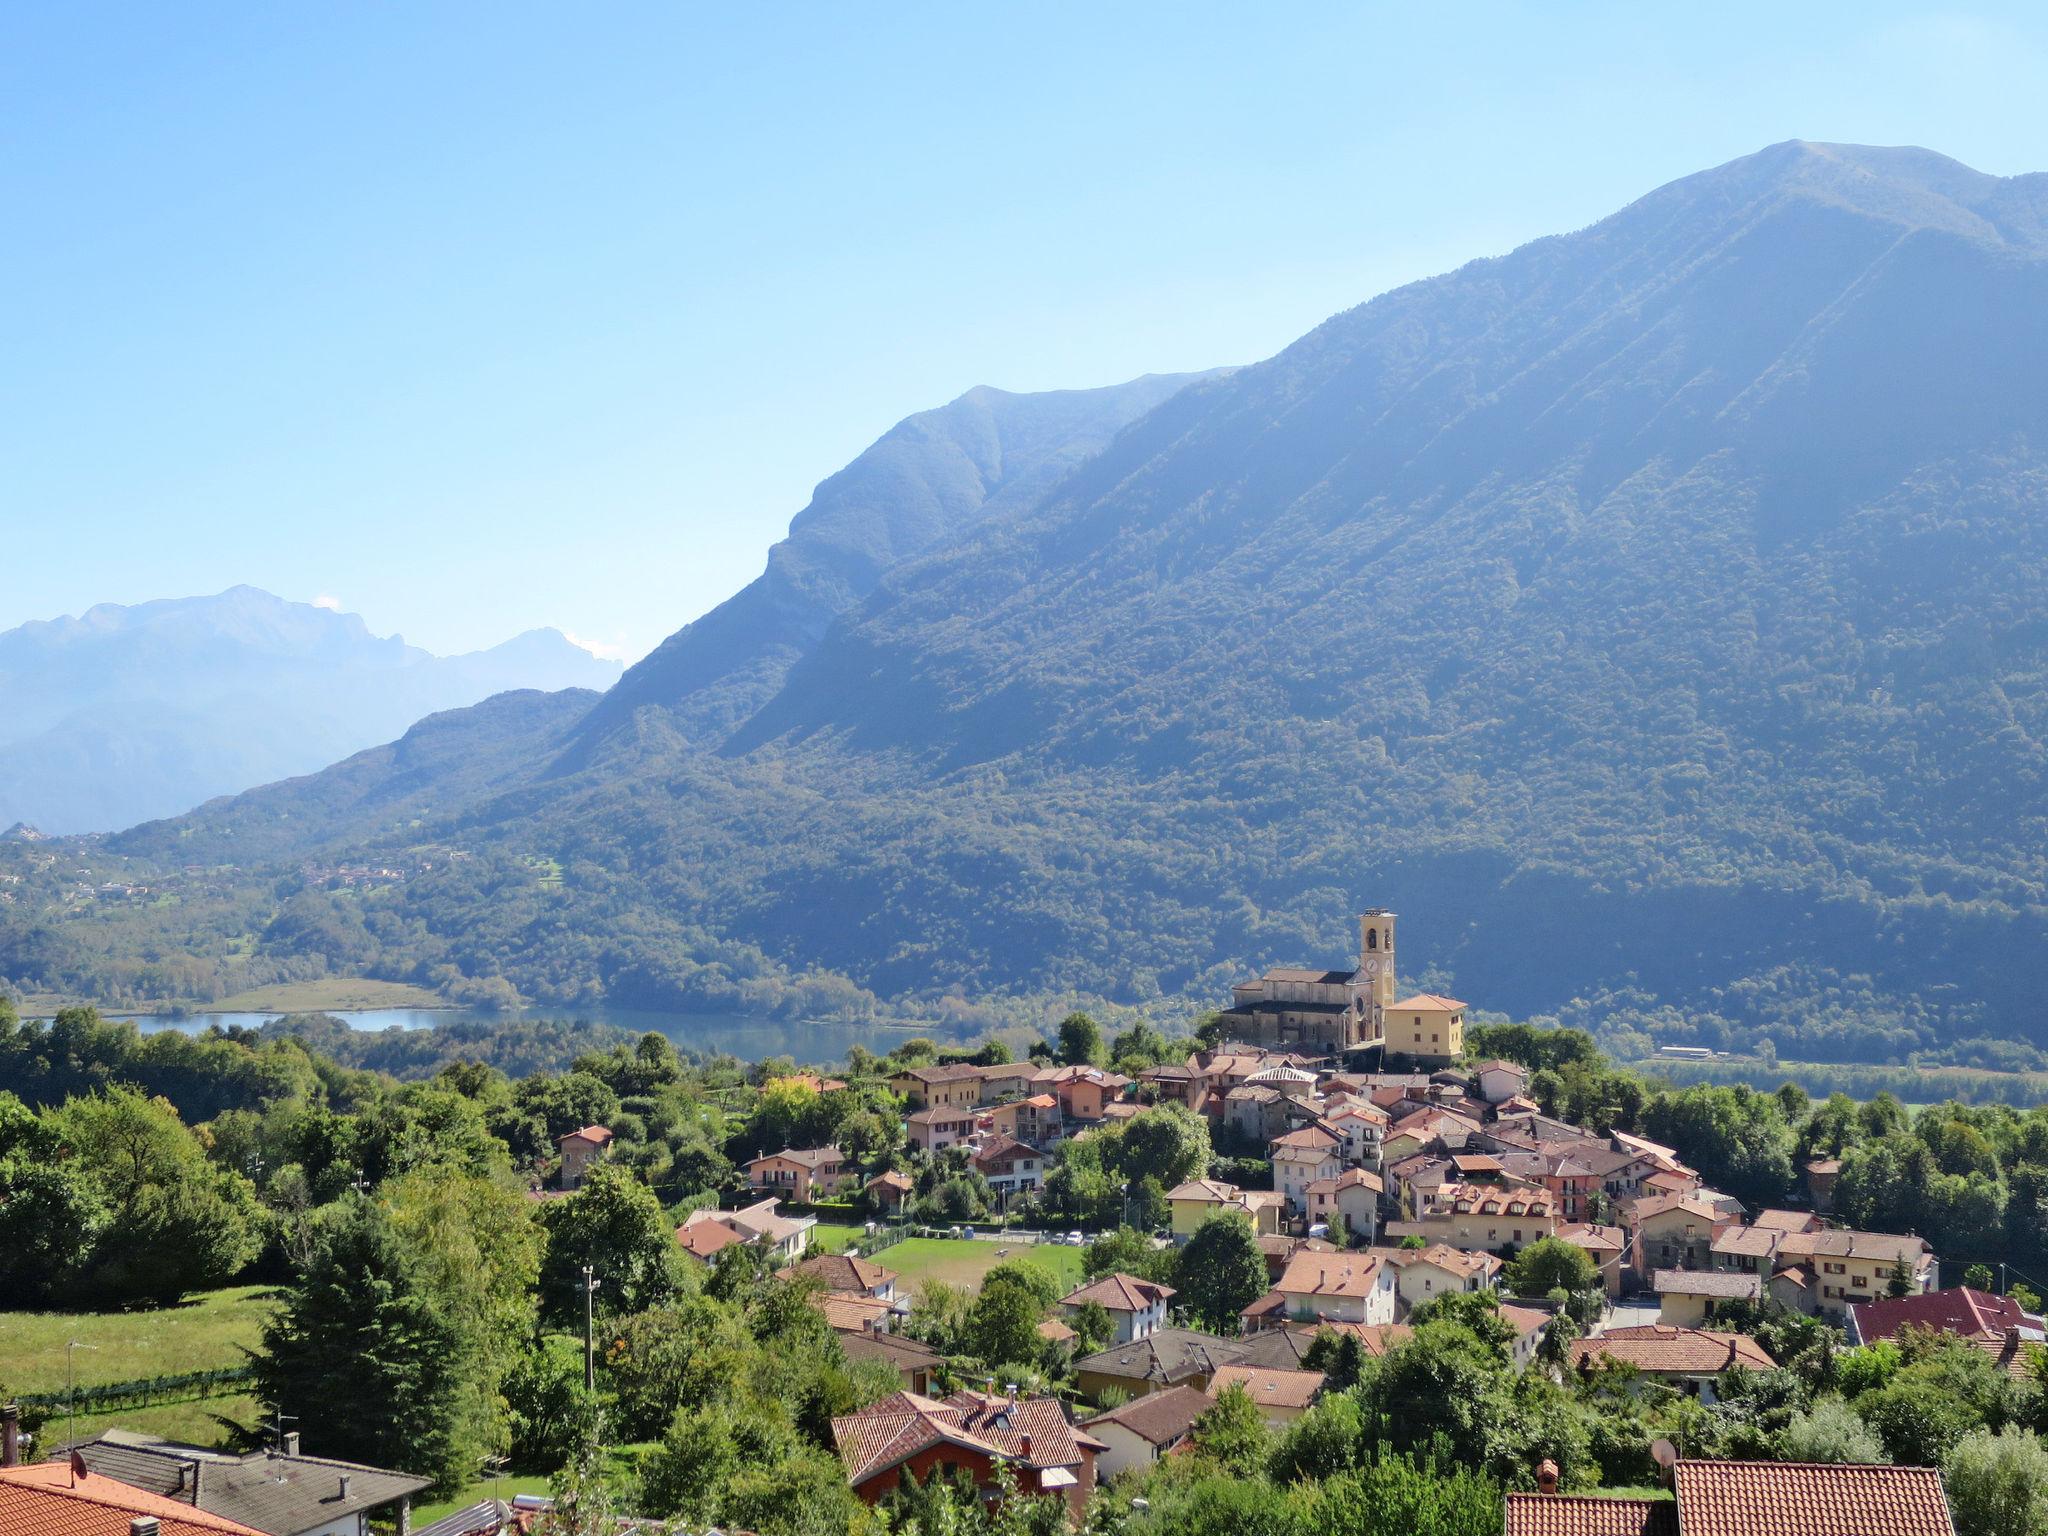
[0,909,2016,1536]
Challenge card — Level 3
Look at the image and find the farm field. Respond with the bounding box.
[878,1237,1087,1293]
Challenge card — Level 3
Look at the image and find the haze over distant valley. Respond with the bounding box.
[0,587,620,834]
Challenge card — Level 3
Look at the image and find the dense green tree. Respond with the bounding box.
[254,1195,477,1492]
[536,1160,681,1327]
[1057,1013,1104,1067]
[1778,1399,1888,1464]
[1118,1104,1212,1189]
[1191,1382,1271,1475]
[1946,1428,2048,1536]
[1084,1225,1176,1284]
[1173,1211,1269,1334]
[50,1086,262,1304]
[1640,1084,1795,1208]
[1507,1237,1599,1298]
[967,1270,1052,1369]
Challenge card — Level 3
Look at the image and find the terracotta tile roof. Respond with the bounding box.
[1711,1225,1782,1260]
[1571,1326,1775,1375]
[1063,1272,1174,1312]
[1652,1268,1762,1299]
[1269,1126,1340,1153]
[1275,1250,1387,1300]
[972,1133,1037,1169]
[832,1391,1102,1487]
[866,1169,913,1192]
[1167,1178,1239,1202]
[1389,993,1466,1011]
[1501,1303,1553,1341]
[1852,1287,2047,1347]
[675,1217,744,1259]
[1207,1365,1325,1409]
[1671,1459,1956,1536]
[899,1063,986,1084]
[1434,1182,1558,1220]
[839,1329,944,1375]
[906,1106,981,1125]
[1386,1241,1502,1279]
[559,1123,613,1145]
[1036,1318,1077,1344]
[1557,1222,1627,1253]
[815,1292,898,1331]
[0,1463,268,1536]
[794,1253,897,1294]
[1502,1492,1677,1536]
[1081,1384,1212,1448]
[1305,1168,1385,1196]
[1805,1157,1843,1175]
[749,1144,844,1171]
[1751,1209,1822,1233]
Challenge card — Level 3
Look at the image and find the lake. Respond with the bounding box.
[99,1005,962,1062]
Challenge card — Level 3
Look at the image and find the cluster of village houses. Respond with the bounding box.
[1,916,2000,1536]
[660,916,1982,1530]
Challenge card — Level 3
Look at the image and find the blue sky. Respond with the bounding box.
[5,4,2048,660]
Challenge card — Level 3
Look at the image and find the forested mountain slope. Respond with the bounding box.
[16,143,2048,1065]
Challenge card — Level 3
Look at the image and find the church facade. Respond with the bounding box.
[1212,909,1400,1055]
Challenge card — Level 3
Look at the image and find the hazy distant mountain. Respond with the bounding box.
[24,143,2048,1067]
[0,587,619,833]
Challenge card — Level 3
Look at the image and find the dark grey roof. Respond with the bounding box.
[1073,1327,1237,1385]
[65,1433,430,1536]
[1226,1328,1320,1369]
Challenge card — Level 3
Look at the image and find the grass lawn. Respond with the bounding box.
[0,1284,280,1452]
[810,1221,864,1254]
[0,1285,278,1395]
[881,1238,1086,1294]
[408,1440,657,1528]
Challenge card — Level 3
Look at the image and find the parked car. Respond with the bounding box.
[1066,1230,1085,1246]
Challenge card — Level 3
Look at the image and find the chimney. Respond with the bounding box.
[1019,1433,1033,1461]
[2,1401,17,1468]
[131,1520,162,1536]
[1536,1459,1559,1495]
[339,1473,352,1501]
[281,1432,299,1457]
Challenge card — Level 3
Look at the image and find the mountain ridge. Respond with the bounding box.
[14,142,2048,1066]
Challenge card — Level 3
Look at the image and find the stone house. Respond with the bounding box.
[557,1124,613,1190]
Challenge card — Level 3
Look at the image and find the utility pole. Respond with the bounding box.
[581,1266,600,1392]
[64,1341,97,1462]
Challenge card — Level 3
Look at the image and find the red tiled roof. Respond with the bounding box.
[832,1390,1103,1487]
[1671,1459,1955,1536]
[675,1217,744,1259]
[1502,1493,1676,1536]
[559,1124,613,1145]
[1063,1272,1175,1312]
[1389,993,1466,1011]
[794,1252,897,1294]
[1570,1326,1775,1375]
[0,1463,267,1536]
[1852,1287,2039,1346]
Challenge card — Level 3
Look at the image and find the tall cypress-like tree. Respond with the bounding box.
[253,1195,474,1491]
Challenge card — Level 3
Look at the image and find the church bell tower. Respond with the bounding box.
[1357,908,1396,1042]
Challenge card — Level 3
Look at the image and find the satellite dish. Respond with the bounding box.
[1650,1438,1678,1470]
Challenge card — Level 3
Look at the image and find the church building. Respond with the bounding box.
[1212,909,1401,1054]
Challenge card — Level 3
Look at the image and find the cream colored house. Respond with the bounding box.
[1271,1126,1344,1214]
[1654,1267,1761,1327]
[1268,1250,1399,1326]
[1304,1168,1384,1242]
[1412,1182,1560,1254]
[1207,1365,1325,1427]
[1386,1242,1502,1311]
[1384,994,1466,1065]
[1167,1178,1284,1239]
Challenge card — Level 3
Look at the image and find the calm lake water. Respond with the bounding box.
[102,1005,955,1062]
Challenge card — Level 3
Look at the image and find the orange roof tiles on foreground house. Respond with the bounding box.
[1504,1459,1955,1536]
[1569,1326,1774,1376]
[1672,1459,1954,1536]
[0,1462,267,1536]
[1206,1364,1325,1410]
